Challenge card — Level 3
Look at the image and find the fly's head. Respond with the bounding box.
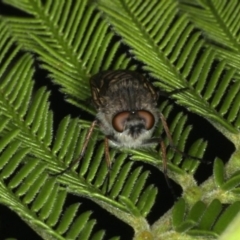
[90,70,159,148]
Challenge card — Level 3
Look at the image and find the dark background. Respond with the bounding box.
[0,1,235,240]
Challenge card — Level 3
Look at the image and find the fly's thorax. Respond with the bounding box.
[103,79,157,112]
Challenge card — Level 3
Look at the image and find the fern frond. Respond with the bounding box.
[1,1,240,239]
[0,43,154,237]
[0,54,55,161]
[0,168,107,240]
[179,0,240,71]
[97,0,240,142]
[2,0,136,113]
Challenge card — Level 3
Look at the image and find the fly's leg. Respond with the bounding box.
[160,113,209,164]
[160,138,177,199]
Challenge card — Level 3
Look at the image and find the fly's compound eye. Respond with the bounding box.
[112,111,130,132]
[138,110,155,130]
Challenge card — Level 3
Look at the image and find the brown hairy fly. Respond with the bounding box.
[55,70,204,192]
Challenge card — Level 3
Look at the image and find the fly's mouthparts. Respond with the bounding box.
[128,123,146,138]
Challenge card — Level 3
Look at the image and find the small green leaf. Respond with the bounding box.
[25,88,47,126]
[8,158,38,188]
[211,69,235,108]
[184,139,206,174]
[91,230,106,240]
[121,167,143,198]
[39,185,59,220]
[86,142,105,183]
[56,203,81,234]
[221,174,240,191]
[43,110,53,146]
[1,148,30,179]
[203,60,225,100]
[66,211,92,239]
[219,81,240,116]
[23,173,48,204]
[52,116,71,154]
[172,198,186,228]
[0,129,20,152]
[36,102,50,141]
[199,199,222,230]
[58,118,79,161]
[15,163,46,197]
[31,91,50,134]
[0,141,20,170]
[47,190,67,226]
[31,178,56,212]
[214,158,225,188]
[139,185,158,217]
[186,201,206,222]
[110,161,133,199]
[129,170,149,205]
[75,219,96,240]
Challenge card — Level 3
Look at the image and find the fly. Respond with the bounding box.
[54,70,205,194]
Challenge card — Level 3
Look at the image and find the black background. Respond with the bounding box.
[0,1,235,240]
